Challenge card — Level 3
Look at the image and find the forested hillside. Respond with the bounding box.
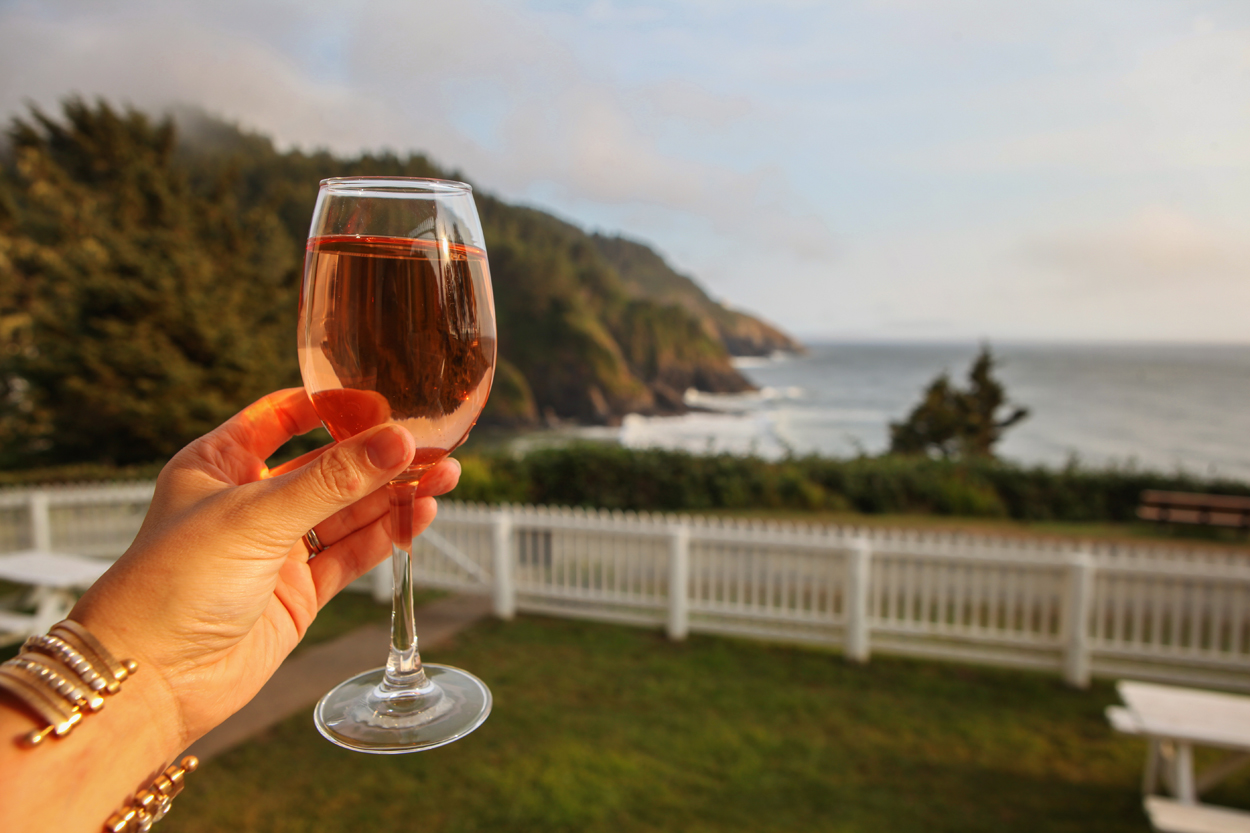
[591,234,803,357]
[0,100,799,468]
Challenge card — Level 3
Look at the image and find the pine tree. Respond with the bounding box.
[0,100,299,466]
[888,346,1028,460]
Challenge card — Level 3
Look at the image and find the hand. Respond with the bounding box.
[68,388,460,752]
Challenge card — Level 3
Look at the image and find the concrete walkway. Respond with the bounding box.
[186,594,492,761]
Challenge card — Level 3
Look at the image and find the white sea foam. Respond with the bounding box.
[620,342,1250,479]
[620,411,790,458]
[683,385,805,410]
[730,350,794,370]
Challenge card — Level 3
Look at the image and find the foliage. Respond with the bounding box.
[0,100,768,470]
[0,101,299,466]
[889,346,1028,460]
[481,359,538,427]
[448,443,1250,527]
[591,233,803,356]
[0,461,164,488]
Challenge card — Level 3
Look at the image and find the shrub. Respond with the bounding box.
[446,445,1250,524]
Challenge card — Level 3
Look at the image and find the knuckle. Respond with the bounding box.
[312,450,367,501]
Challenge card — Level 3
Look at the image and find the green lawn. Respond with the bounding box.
[701,507,1250,551]
[292,586,445,657]
[159,599,1250,833]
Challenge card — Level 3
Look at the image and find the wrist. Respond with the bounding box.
[0,618,190,833]
[65,612,189,757]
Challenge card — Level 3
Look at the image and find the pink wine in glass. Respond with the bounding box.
[299,176,497,756]
[300,234,496,475]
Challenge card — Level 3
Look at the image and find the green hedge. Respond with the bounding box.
[6,444,1247,527]
[454,444,1250,523]
[0,462,165,488]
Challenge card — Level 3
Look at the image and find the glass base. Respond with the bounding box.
[314,664,492,754]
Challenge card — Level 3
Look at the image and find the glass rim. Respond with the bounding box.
[318,176,473,196]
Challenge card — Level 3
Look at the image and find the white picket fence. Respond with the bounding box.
[3,483,1249,691]
[0,483,155,556]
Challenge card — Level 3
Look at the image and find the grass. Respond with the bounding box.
[699,507,1250,551]
[159,611,1250,833]
[293,586,445,656]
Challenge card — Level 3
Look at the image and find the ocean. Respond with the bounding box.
[604,342,1250,481]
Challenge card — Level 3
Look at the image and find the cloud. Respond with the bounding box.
[885,15,1250,176]
[2,0,1249,344]
[0,2,428,154]
[1024,206,1248,287]
[0,0,832,300]
[638,79,755,128]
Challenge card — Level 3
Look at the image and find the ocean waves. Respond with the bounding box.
[612,342,1250,479]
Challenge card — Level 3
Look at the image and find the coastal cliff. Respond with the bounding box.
[0,101,803,467]
[591,234,805,357]
[476,202,765,425]
[173,107,791,427]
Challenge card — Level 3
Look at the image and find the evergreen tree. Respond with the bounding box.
[889,346,1028,460]
[0,100,298,466]
[0,100,793,470]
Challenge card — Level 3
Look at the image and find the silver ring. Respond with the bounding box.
[303,528,327,557]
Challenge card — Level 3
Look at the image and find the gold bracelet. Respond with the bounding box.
[0,619,137,746]
[104,755,199,833]
[54,619,135,687]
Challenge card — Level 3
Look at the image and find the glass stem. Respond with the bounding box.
[381,480,430,692]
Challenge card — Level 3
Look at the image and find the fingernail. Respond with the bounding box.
[366,426,413,470]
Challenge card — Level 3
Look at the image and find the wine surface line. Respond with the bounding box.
[299,234,497,482]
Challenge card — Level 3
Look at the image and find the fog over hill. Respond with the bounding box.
[0,100,802,467]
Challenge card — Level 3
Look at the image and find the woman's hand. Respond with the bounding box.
[68,387,460,752]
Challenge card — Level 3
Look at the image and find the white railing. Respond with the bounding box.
[3,483,1248,691]
[0,483,155,557]
[409,504,1250,692]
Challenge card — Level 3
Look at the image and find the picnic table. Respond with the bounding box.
[0,549,111,645]
[1108,681,1250,832]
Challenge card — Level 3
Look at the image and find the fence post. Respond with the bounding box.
[1063,552,1095,688]
[492,509,515,620]
[844,537,872,663]
[29,490,52,552]
[666,523,690,641]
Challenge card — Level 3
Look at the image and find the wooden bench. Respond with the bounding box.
[1138,491,1250,530]
[1145,796,1250,833]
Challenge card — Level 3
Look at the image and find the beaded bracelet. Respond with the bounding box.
[104,755,199,833]
[0,620,201,831]
[0,619,137,746]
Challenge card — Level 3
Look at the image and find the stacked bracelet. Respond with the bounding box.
[0,620,201,831]
[104,755,199,833]
[0,619,137,746]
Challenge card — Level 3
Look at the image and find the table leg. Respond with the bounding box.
[1142,739,1161,795]
[1159,741,1176,796]
[1175,742,1195,804]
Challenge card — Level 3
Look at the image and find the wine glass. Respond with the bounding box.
[298,177,496,753]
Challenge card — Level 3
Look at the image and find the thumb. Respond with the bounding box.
[242,423,416,541]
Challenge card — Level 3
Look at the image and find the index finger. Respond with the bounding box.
[212,388,325,462]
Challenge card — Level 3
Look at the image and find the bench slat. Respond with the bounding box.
[1141,491,1250,512]
[1138,506,1250,528]
[1145,797,1250,833]
[1107,705,1143,735]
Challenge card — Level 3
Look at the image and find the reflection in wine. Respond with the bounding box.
[300,234,496,481]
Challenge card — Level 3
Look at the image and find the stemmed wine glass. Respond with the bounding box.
[298,177,496,753]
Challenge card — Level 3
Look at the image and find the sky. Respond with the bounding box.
[1,0,1248,344]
